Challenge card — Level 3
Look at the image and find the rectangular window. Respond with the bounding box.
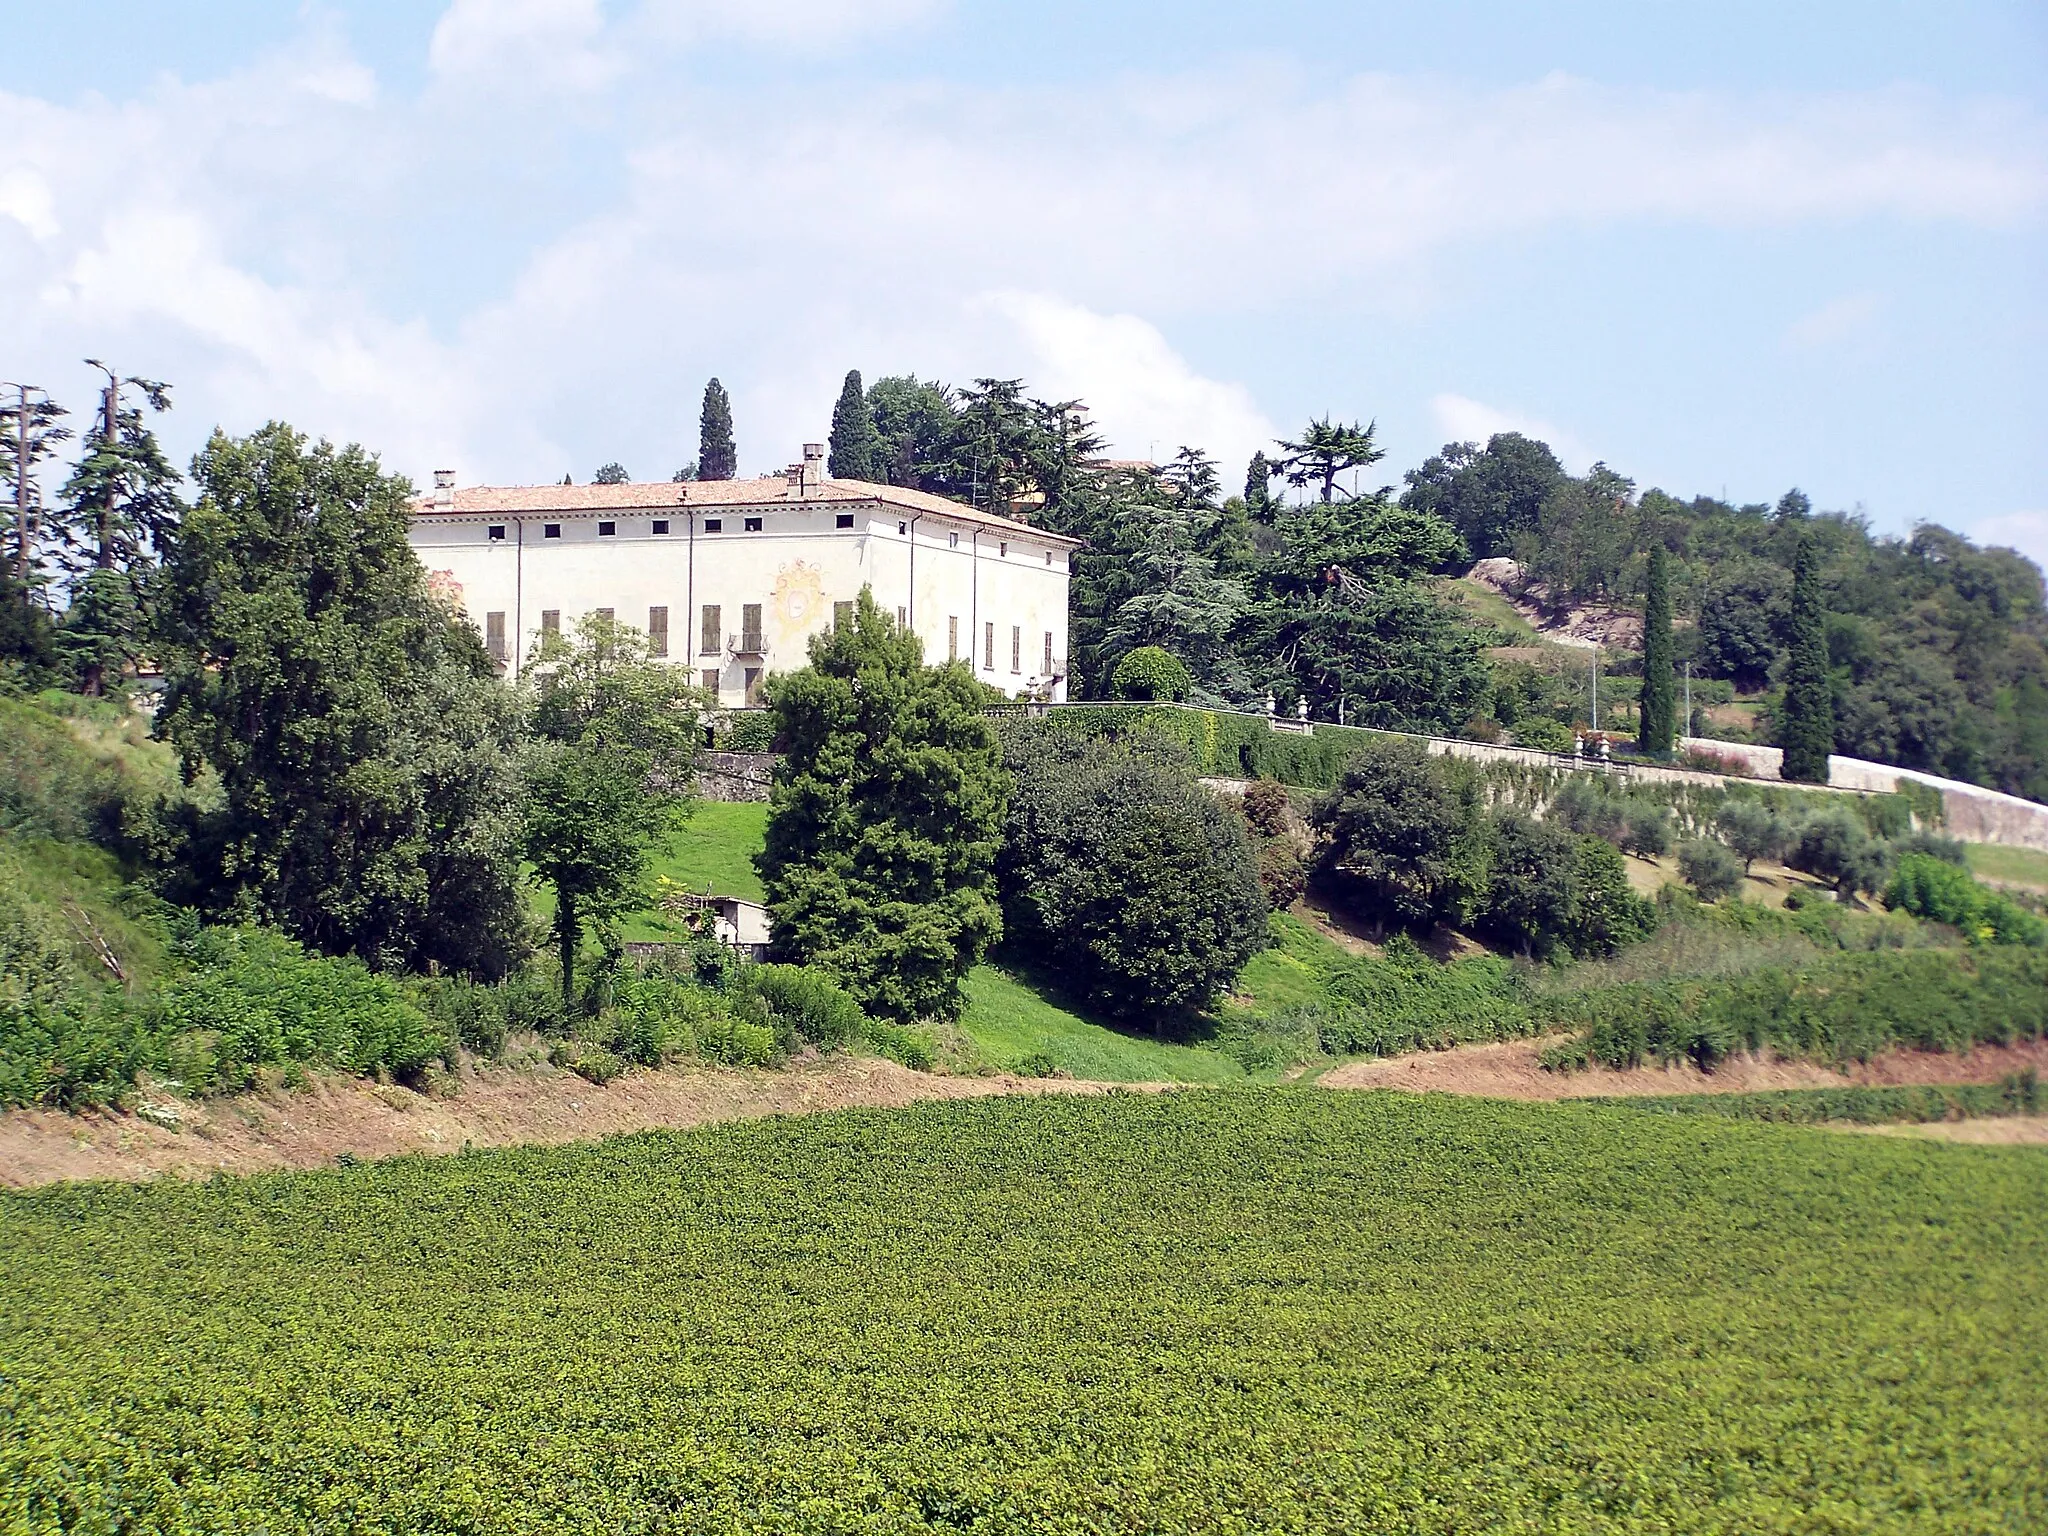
[1045,549,1053,565]
[898,521,908,535]
[595,607,614,624]
[701,669,720,694]
[541,609,560,634]
[704,518,723,533]
[999,541,1008,557]
[983,621,994,671]
[1043,632,1054,675]
[948,616,959,660]
[744,516,763,532]
[700,604,721,654]
[648,605,669,658]
[652,518,670,535]
[543,523,561,539]
[896,606,907,631]
[488,524,506,541]
[744,667,763,706]
[740,603,764,652]
[948,531,959,548]
[485,611,506,664]
[833,600,853,629]
[835,513,854,529]
[598,521,616,537]
[1011,625,1022,673]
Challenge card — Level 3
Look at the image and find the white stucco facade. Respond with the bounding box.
[408,447,1079,705]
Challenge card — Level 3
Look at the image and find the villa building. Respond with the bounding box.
[408,443,1079,705]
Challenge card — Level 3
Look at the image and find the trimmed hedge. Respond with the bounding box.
[1574,1074,2042,1125]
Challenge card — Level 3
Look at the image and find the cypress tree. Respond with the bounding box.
[1638,543,1675,756]
[1779,533,1835,782]
[827,369,879,480]
[699,378,736,481]
[1244,451,1271,522]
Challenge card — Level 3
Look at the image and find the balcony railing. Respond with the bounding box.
[731,630,767,656]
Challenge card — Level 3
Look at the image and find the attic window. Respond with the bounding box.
[1045,549,1053,565]
[543,523,561,539]
[704,518,723,532]
[652,519,670,535]
[948,531,959,548]
[836,513,855,529]
[898,521,908,535]
[598,521,617,537]
[487,525,505,541]
[744,516,763,532]
[999,541,1009,558]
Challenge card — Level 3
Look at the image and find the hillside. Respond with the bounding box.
[4,1090,2042,1531]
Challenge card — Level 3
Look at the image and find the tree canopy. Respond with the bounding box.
[756,591,1007,1021]
[698,378,736,481]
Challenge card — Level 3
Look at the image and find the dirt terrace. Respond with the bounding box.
[5,1038,2043,1190]
[0,1058,1164,1190]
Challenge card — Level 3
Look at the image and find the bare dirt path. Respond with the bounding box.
[0,1058,1165,1190]
[1319,1036,2048,1101]
[1836,1116,2048,1145]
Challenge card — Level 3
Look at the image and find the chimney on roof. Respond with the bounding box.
[431,468,455,511]
[803,442,824,490]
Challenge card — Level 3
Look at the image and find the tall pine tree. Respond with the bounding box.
[827,369,879,480]
[699,378,736,481]
[1778,533,1835,782]
[1637,543,1675,756]
[1244,451,1272,522]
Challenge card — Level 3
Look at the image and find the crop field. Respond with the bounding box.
[3,1091,2043,1534]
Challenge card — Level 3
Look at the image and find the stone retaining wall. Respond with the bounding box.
[695,750,778,803]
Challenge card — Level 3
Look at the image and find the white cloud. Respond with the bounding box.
[975,293,1278,471]
[1430,394,1592,471]
[429,0,617,91]
[1969,510,2048,574]
[1787,291,1882,349]
[634,0,947,48]
[0,169,59,240]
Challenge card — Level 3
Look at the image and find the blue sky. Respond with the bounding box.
[3,2,2043,561]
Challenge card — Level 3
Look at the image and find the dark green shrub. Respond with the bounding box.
[1014,1049,1058,1078]
[863,1018,937,1071]
[1477,812,1577,957]
[1569,837,1656,956]
[1314,737,1483,929]
[1255,839,1307,908]
[1240,779,1292,836]
[1002,731,1267,1025]
[1109,646,1191,702]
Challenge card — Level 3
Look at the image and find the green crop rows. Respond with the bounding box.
[3,1090,2044,1533]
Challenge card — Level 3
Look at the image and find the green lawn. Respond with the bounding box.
[6,1091,2043,1531]
[655,800,770,901]
[958,964,1248,1082]
[1443,577,1537,641]
[1226,909,1355,1014]
[1965,840,2048,892]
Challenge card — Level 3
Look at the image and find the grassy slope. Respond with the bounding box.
[1966,841,2048,892]
[4,1090,2042,1532]
[958,965,1247,1083]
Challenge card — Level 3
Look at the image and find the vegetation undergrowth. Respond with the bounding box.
[1572,1071,2043,1125]
[3,1090,2043,1532]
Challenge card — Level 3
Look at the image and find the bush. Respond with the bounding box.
[1678,840,1744,902]
[1240,779,1292,837]
[1508,718,1573,753]
[1255,839,1307,907]
[720,711,776,753]
[1314,737,1482,930]
[1109,646,1191,703]
[863,1018,937,1071]
[1569,837,1656,956]
[1001,731,1268,1025]
[1885,853,2046,947]
[738,964,869,1051]
[156,927,445,1092]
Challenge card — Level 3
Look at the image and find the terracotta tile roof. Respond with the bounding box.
[414,476,1081,546]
